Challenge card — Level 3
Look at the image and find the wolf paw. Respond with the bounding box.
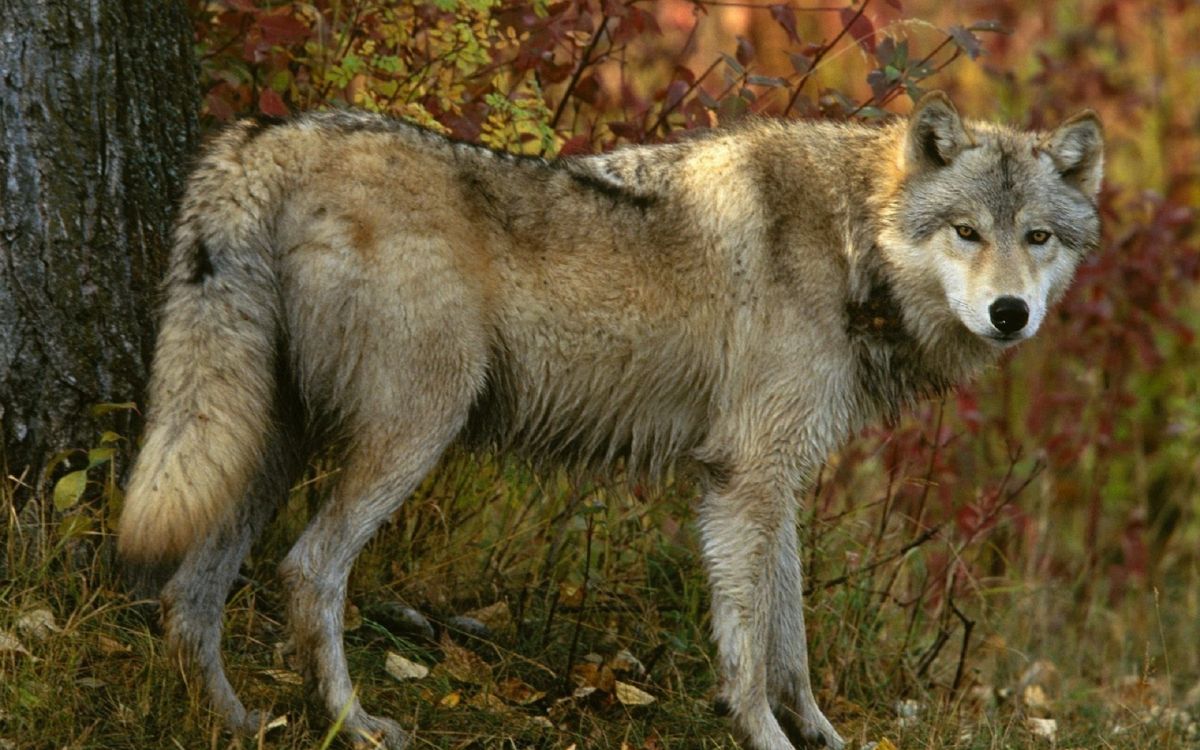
[777,706,845,750]
[348,713,409,750]
[218,705,268,736]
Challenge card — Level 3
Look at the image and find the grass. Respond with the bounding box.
[2,441,1198,750]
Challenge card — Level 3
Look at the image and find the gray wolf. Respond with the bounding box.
[118,92,1103,749]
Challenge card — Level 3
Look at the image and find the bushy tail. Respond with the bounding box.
[119,124,283,562]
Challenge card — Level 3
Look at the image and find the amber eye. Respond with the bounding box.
[954,224,981,242]
[1027,229,1051,245]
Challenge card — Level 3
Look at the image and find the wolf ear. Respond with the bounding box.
[1040,111,1104,197]
[905,91,973,172]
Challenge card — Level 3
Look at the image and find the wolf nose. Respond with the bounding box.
[989,296,1029,334]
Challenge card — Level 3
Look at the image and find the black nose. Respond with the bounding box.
[989,296,1029,334]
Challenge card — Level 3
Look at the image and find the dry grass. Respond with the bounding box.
[2,445,1198,750]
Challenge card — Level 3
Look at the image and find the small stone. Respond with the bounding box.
[363,603,435,641]
[446,615,493,641]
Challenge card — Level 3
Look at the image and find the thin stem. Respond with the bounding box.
[550,13,610,132]
[785,0,872,116]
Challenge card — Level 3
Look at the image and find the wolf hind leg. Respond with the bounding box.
[279,412,467,749]
[161,420,306,733]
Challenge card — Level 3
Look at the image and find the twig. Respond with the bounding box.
[539,586,560,649]
[847,35,957,118]
[915,626,950,679]
[808,522,942,593]
[561,510,595,690]
[647,57,721,135]
[948,591,974,692]
[785,0,872,116]
[687,1,845,9]
[549,14,610,132]
[913,399,946,533]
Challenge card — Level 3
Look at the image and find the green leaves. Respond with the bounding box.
[53,471,88,512]
[46,411,130,544]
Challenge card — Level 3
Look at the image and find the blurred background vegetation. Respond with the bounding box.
[3,1,1198,748]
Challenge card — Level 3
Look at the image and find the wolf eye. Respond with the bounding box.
[954,224,981,242]
[1027,229,1051,245]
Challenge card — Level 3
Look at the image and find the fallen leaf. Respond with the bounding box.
[496,676,545,705]
[16,609,60,642]
[876,739,898,750]
[265,715,288,731]
[96,634,131,657]
[1023,683,1052,714]
[344,602,362,632]
[465,601,511,632]
[559,582,585,608]
[439,691,461,708]
[1027,717,1058,741]
[615,681,655,706]
[436,633,493,686]
[261,668,304,685]
[468,691,510,711]
[1019,659,1060,691]
[969,684,998,710]
[0,631,33,658]
[385,652,429,681]
[1185,679,1200,707]
[608,648,646,677]
[572,662,615,692]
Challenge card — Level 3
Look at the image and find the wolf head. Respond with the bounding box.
[881,92,1103,348]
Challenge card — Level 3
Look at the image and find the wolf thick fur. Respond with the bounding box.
[119,94,1103,749]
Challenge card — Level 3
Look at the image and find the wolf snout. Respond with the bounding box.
[988,296,1029,335]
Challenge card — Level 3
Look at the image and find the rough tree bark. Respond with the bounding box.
[0,0,198,505]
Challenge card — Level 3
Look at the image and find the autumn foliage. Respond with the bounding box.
[3,3,1198,749]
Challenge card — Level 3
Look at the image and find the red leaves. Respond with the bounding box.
[839,6,877,54]
[258,88,288,117]
[256,11,311,47]
[239,7,311,63]
[946,25,984,60]
[770,4,801,45]
[735,36,755,68]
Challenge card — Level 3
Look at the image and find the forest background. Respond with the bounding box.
[1,1,1198,748]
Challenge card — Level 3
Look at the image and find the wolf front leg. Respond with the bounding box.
[764,503,845,749]
[699,472,844,750]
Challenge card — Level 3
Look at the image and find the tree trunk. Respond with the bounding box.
[0,0,198,504]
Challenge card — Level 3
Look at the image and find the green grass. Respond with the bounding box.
[2,447,1198,750]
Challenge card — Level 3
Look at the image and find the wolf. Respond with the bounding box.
[118,92,1102,749]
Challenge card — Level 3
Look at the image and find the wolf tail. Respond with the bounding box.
[119,121,286,562]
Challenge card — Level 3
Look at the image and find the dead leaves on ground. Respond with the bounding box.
[871,656,1200,747]
[373,604,659,736]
